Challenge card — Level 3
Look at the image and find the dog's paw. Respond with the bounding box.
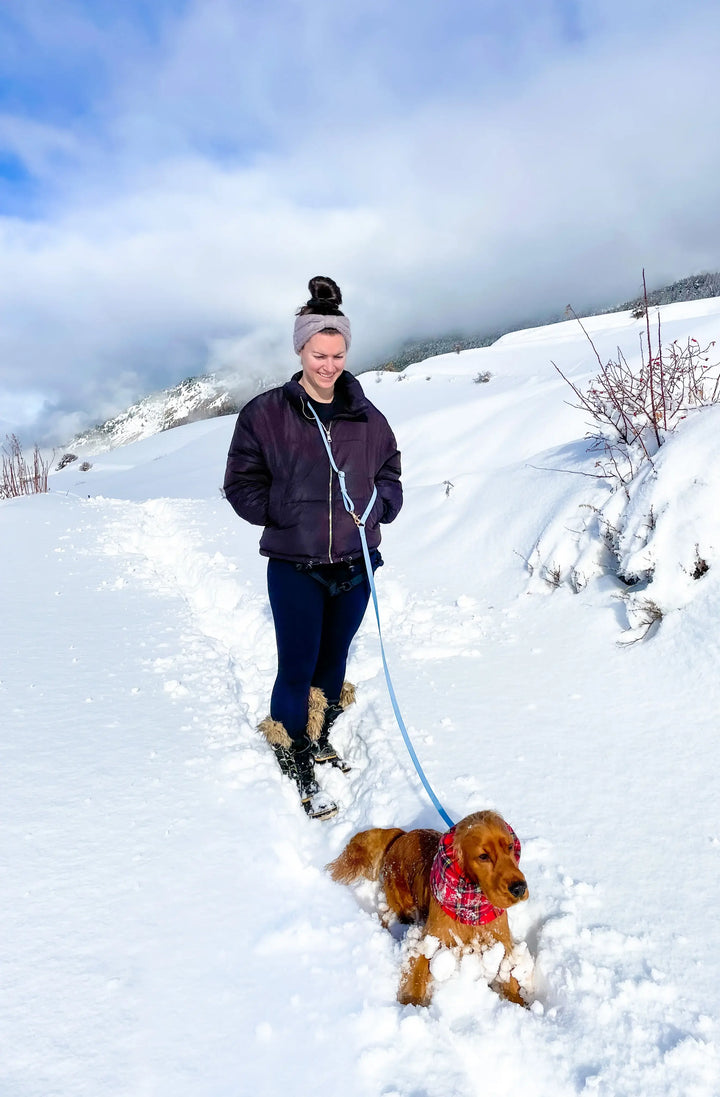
[501,941,535,1003]
[397,954,433,1008]
[397,982,433,1008]
[493,975,529,1007]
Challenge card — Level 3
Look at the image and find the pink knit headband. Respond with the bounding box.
[293,312,352,354]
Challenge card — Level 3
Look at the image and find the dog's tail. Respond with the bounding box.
[327,827,406,884]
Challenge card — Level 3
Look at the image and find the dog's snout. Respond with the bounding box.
[508,879,527,899]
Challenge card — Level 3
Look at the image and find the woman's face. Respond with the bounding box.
[298,331,347,401]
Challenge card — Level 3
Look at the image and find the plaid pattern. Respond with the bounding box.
[429,824,522,926]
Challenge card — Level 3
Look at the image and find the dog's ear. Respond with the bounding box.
[450,827,469,873]
[453,824,491,877]
[452,836,468,875]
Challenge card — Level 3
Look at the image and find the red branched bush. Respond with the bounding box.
[554,273,719,484]
[1,434,50,500]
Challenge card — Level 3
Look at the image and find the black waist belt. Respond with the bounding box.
[296,550,382,597]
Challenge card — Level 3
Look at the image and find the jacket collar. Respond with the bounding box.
[283,370,369,421]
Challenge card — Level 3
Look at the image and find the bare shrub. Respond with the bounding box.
[555,271,719,484]
[621,597,663,644]
[1,435,50,500]
[692,548,709,580]
[541,562,562,588]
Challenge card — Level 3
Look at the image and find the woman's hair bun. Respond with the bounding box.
[304,275,343,315]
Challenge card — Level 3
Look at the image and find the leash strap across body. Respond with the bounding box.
[307,403,454,829]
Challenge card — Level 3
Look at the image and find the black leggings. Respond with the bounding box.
[267,556,378,741]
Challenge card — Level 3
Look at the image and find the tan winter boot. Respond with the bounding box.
[258,716,338,820]
[309,682,356,772]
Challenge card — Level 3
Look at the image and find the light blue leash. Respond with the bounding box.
[307,404,455,829]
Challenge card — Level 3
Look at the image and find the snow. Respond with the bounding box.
[2,300,720,1096]
[65,374,260,456]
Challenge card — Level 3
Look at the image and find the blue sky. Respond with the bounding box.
[2,0,720,442]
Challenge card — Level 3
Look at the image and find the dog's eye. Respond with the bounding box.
[477,853,491,862]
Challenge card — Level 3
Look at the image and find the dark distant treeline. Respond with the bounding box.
[372,272,720,374]
[619,272,720,311]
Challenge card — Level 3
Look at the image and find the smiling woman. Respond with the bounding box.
[297,329,347,401]
[293,277,352,402]
[223,276,403,820]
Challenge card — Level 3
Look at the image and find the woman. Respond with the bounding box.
[224,276,403,819]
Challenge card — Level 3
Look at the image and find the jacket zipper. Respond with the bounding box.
[326,422,333,561]
[301,397,337,563]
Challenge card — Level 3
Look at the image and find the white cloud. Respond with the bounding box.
[1,0,720,442]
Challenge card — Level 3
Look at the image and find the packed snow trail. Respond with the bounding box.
[3,486,716,1096]
[101,495,717,1097]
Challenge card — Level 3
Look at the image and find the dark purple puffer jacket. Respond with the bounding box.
[224,371,403,564]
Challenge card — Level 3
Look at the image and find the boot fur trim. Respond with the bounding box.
[307,687,327,743]
[258,716,292,750]
[339,681,356,709]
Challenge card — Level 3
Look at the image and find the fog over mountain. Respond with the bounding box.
[52,271,720,458]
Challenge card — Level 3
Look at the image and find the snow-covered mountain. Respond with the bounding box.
[64,373,248,456]
[4,299,720,1097]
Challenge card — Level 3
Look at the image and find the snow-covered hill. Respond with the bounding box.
[63,373,246,455]
[3,300,720,1097]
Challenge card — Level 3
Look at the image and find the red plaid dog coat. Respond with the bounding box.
[429,824,522,925]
